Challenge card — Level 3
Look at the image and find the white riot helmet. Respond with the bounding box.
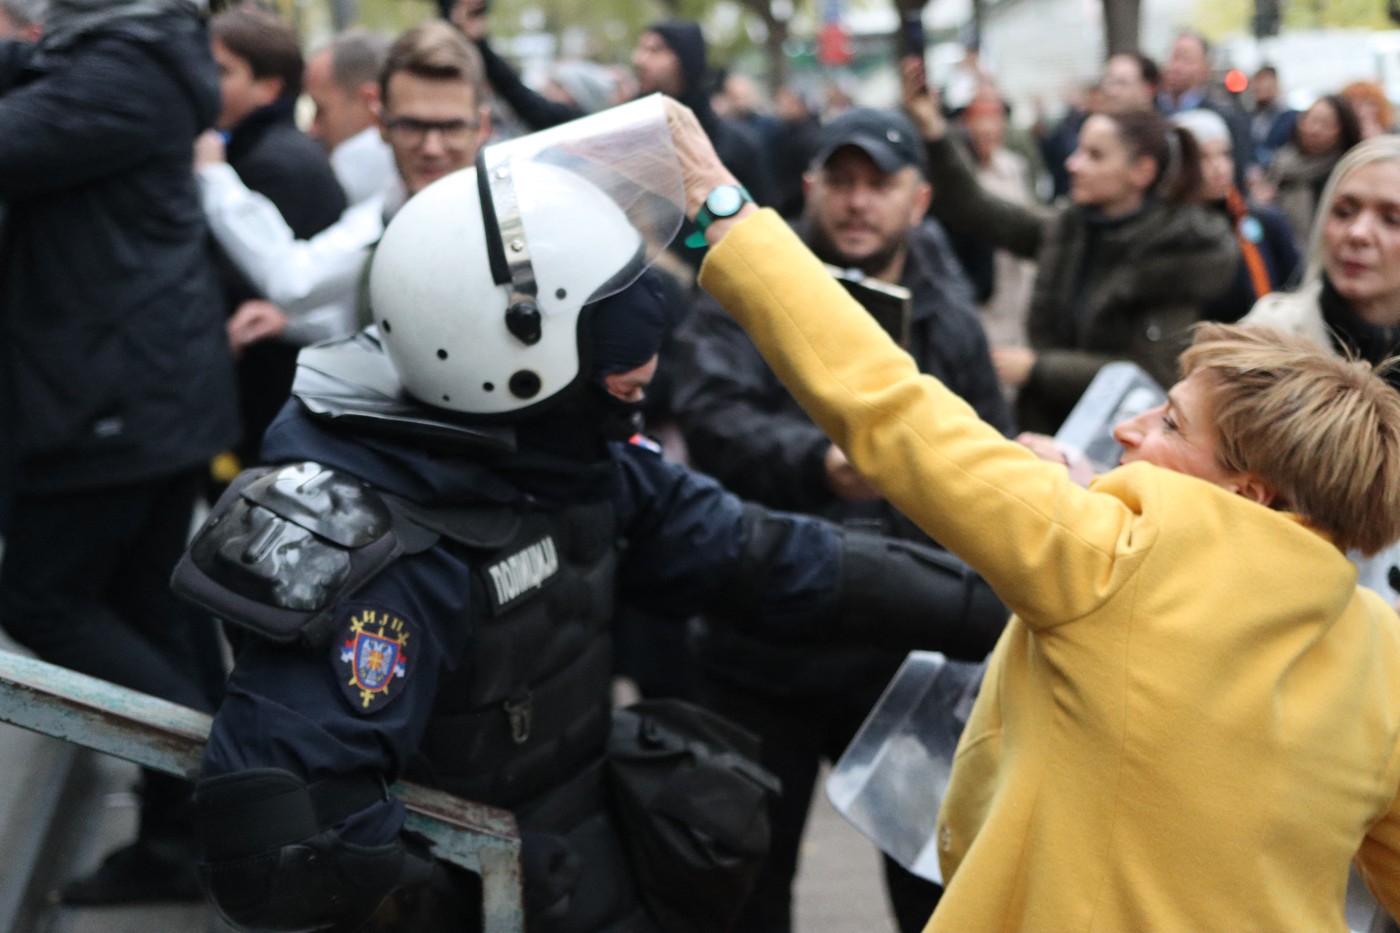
[369,96,685,418]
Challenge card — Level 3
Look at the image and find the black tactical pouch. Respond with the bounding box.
[606,699,781,933]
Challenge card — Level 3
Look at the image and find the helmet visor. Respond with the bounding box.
[479,94,684,308]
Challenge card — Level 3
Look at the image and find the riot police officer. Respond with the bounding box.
[176,100,1005,932]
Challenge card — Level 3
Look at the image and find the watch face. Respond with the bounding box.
[707,186,744,217]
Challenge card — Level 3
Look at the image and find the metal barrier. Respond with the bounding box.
[0,648,524,932]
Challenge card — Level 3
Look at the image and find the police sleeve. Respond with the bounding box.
[612,442,1008,658]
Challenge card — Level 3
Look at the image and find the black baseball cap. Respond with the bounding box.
[811,107,929,177]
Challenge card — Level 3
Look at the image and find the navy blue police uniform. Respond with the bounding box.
[175,323,1001,933]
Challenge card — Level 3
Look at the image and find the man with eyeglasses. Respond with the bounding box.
[197,19,489,337]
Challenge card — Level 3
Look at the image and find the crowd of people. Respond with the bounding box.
[2,0,1400,931]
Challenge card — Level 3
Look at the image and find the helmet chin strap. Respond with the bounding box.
[476,150,542,347]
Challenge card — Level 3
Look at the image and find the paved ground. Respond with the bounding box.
[35,753,221,933]
[794,771,901,932]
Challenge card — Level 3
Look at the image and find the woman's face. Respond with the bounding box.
[1112,371,1238,486]
[1322,160,1400,322]
[1065,115,1153,215]
[1199,138,1235,201]
[1298,101,1342,155]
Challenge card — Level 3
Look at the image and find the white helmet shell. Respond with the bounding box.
[369,159,644,416]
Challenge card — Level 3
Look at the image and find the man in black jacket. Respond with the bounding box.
[671,107,1013,933]
[0,0,237,904]
[210,4,346,468]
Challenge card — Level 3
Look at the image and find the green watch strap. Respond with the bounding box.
[685,185,753,248]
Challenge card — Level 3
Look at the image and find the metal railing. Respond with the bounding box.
[0,648,524,932]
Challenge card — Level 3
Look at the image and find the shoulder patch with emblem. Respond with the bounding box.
[333,603,414,714]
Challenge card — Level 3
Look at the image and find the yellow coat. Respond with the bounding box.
[699,209,1400,932]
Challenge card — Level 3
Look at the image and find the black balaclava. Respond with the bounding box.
[588,267,669,381]
[513,268,672,458]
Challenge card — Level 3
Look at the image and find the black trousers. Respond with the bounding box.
[697,677,942,933]
[0,468,226,838]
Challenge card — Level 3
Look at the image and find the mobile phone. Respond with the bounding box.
[900,12,926,58]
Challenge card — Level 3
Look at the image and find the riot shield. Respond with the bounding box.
[825,652,985,884]
[1053,361,1166,475]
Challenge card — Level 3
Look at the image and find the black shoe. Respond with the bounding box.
[58,840,203,906]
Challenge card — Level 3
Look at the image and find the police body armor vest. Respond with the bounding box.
[176,462,651,932]
[175,461,622,817]
[411,496,620,815]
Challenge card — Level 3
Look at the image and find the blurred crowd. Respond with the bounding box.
[3,0,1400,930]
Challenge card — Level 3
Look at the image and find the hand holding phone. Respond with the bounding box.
[900,54,947,141]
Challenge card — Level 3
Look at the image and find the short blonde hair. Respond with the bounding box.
[1181,323,1400,556]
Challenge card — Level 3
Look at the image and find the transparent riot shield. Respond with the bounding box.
[825,652,985,885]
[477,93,686,310]
[1053,361,1166,475]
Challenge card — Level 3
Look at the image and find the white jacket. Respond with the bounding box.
[331,127,396,207]
[199,162,397,345]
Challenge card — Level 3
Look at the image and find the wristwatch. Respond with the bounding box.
[685,184,753,247]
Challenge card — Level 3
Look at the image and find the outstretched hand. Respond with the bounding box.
[900,55,947,142]
[661,97,742,221]
[1016,432,1098,487]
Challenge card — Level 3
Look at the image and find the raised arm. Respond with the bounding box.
[454,2,583,131]
[0,37,197,196]
[198,158,382,314]
[665,100,1151,628]
[476,38,583,131]
[900,57,1048,259]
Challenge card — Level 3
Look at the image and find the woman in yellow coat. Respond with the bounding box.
[664,98,1400,932]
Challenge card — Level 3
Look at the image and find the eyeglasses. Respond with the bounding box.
[383,116,480,148]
